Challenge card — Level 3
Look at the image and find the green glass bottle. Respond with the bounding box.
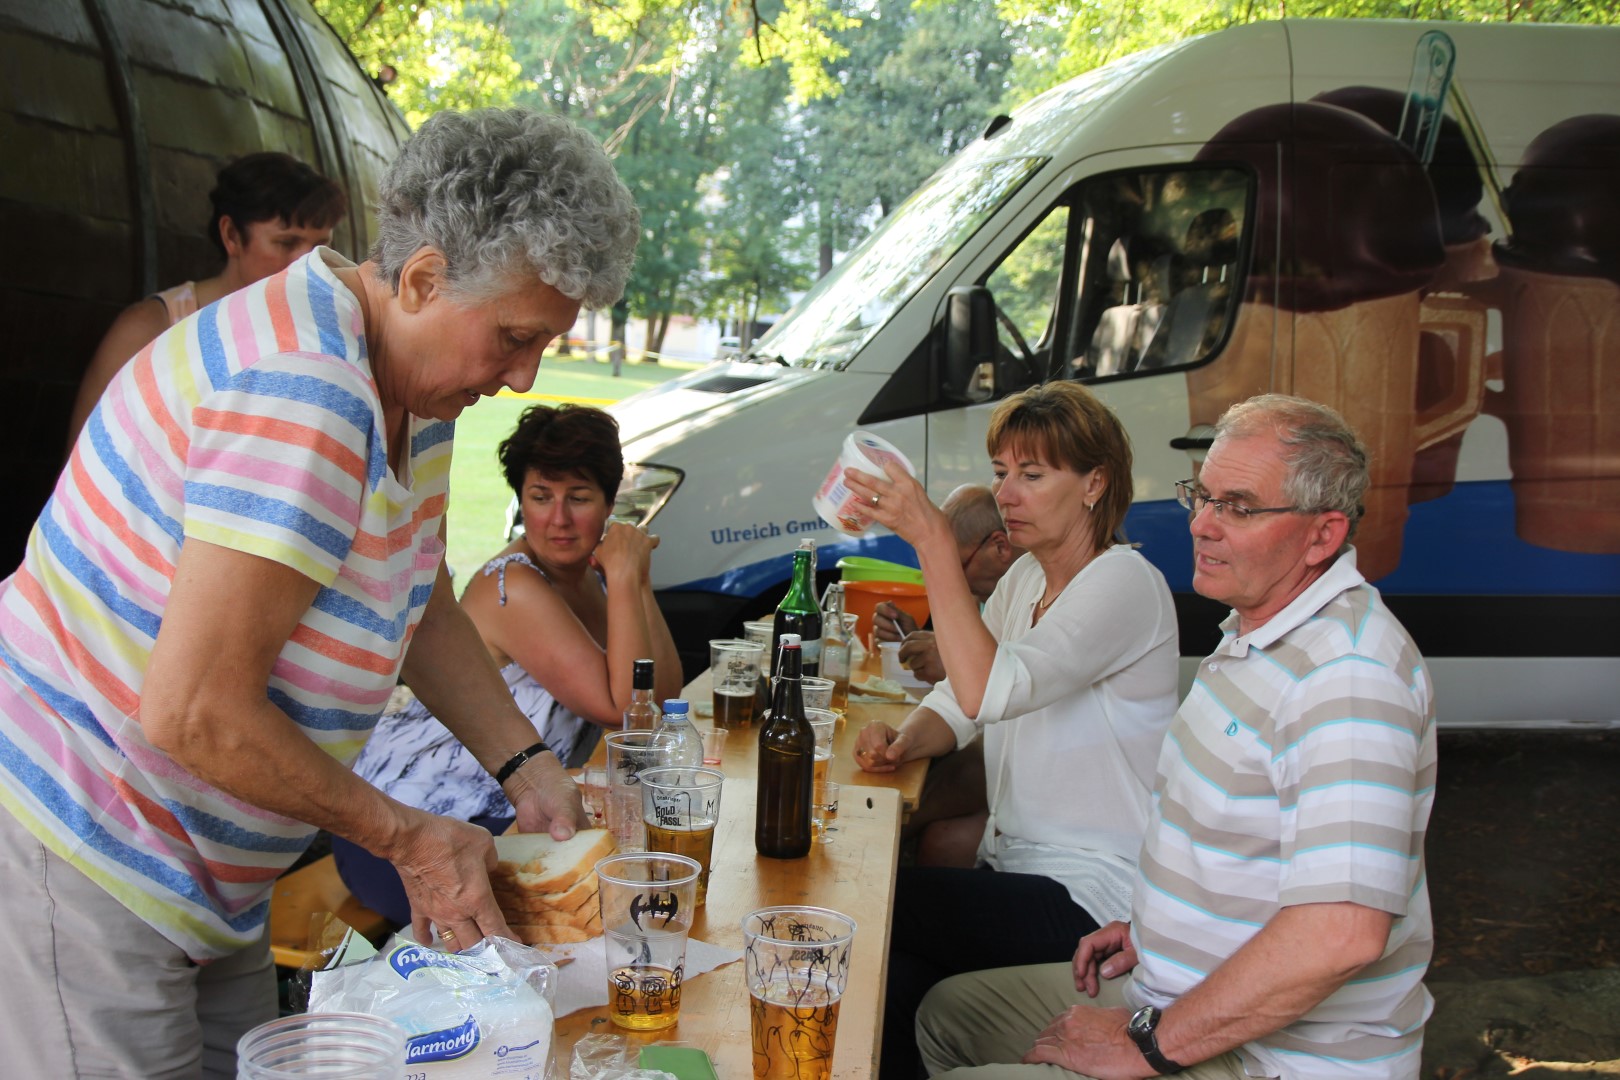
[772,548,822,678]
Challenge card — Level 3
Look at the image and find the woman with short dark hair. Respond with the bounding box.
[335,404,682,925]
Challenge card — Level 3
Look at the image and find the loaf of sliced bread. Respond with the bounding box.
[490,874,598,915]
[490,827,613,941]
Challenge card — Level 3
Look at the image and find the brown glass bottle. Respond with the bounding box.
[755,634,815,858]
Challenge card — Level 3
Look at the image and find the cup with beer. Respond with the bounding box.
[604,731,677,852]
[640,766,724,905]
[742,906,858,1078]
[597,852,702,1032]
[710,639,765,729]
[806,708,838,788]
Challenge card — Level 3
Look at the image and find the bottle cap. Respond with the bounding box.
[662,698,689,714]
[633,658,655,688]
[780,633,801,649]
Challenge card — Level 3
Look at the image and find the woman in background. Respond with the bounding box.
[336,404,682,925]
[68,151,348,446]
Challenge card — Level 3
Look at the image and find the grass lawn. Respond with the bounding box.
[443,352,703,584]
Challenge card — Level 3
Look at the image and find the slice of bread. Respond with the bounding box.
[492,828,615,894]
[851,675,909,702]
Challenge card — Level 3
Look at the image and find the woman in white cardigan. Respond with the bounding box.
[849,381,1180,1079]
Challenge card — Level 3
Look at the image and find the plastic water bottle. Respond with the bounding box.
[654,698,704,767]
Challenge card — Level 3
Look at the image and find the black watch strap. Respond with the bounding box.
[1127,1006,1186,1075]
[493,741,550,785]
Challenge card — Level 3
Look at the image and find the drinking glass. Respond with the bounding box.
[742,906,858,1078]
[806,708,837,788]
[800,676,835,713]
[700,726,729,767]
[237,1012,406,1079]
[813,780,840,843]
[579,766,608,827]
[598,852,702,1032]
[710,639,765,729]
[640,766,724,905]
[604,731,677,852]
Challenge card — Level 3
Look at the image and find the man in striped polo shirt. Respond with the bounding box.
[917,394,1436,1080]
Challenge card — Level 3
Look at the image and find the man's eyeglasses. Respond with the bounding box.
[1174,479,1300,523]
[960,532,996,572]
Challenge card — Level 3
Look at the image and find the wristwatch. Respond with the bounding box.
[1126,1005,1186,1075]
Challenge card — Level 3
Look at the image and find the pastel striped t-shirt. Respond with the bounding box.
[1126,551,1437,1080]
[0,249,453,960]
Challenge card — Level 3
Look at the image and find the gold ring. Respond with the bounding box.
[440,927,457,942]
[872,495,880,506]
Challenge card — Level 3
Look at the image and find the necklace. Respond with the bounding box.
[1035,545,1102,615]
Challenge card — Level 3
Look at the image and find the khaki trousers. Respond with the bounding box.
[0,807,277,1078]
[917,962,1249,1079]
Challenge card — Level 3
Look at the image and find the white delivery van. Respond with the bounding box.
[607,19,1620,727]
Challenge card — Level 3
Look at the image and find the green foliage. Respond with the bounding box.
[570,0,861,106]
[797,0,1015,250]
[987,208,1069,347]
[985,0,1620,96]
[701,64,816,334]
[312,0,525,127]
[735,0,861,104]
[312,0,1620,345]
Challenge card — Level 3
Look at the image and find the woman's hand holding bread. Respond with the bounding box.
[504,752,589,840]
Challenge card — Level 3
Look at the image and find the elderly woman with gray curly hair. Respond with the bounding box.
[0,107,638,1077]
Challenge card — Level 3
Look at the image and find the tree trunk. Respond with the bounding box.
[649,311,671,356]
[610,302,629,376]
[819,197,835,277]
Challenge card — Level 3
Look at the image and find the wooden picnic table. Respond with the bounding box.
[678,652,931,816]
[553,650,932,1075]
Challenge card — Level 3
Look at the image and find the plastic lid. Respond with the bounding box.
[779,633,801,648]
[662,698,689,714]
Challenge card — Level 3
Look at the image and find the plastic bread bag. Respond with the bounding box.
[309,933,559,1079]
[568,1033,677,1080]
[284,911,381,1014]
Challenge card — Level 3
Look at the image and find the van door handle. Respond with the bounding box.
[1169,436,1214,450]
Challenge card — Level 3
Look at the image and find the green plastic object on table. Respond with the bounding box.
[834,555,924,585]
[640,1044,720,1079]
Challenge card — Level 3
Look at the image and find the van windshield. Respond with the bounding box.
[746,155,1046,371]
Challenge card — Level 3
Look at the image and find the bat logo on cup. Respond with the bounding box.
[630,891,680,929]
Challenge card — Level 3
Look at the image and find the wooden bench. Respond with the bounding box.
[268,854,393,969]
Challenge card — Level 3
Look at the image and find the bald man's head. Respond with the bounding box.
[942,484,1023,601]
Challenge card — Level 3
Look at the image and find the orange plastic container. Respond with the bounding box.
[841,579,930,648]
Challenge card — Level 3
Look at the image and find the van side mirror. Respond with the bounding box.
[944,286,998,404]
